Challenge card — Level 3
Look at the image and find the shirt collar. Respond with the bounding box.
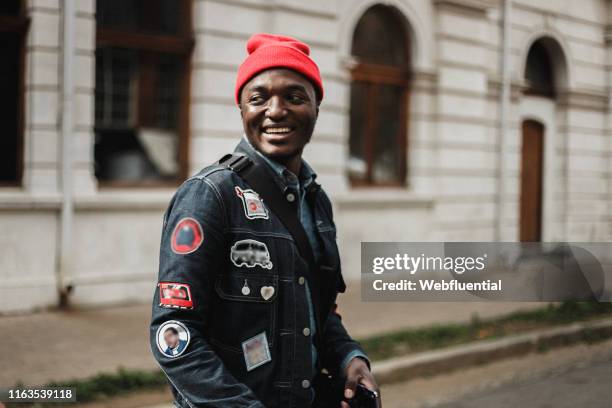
[240,135,317,190]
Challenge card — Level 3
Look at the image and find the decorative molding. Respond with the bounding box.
[74,191,175,211]
[0,190,178,211]
[0,192,61,211]
[486,76,524,101]
[203,0,338,20]
[335,190,434,211]
[556,89,609,112]
[433,0,498,17]
[605,24,612,45]
[412,68,438,92]
[487,75,610,111]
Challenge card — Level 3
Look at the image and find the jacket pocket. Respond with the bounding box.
[210,272,278,352]
[215,272,278,303]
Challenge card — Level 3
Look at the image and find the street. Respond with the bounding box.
[69,338,612,408]
[435,356,612,408]
[381,338,612,408]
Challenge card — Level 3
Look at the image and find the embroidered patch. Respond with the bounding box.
[156,320,190,358]
[159,282,194,309]
[230,239,273,269]
[171,217,204,255]
[235,186,269,220]
[242,331,271,371]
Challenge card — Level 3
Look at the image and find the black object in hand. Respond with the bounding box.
[312,372,380,408]
[346,384,379,408]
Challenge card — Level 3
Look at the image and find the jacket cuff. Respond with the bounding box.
[340,349,371,374]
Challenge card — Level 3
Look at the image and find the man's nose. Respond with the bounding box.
[265,96,287,120]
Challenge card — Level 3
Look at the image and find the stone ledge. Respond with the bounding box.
[74,190,173,211]
[0,190,174,211]
[334,190,435,211]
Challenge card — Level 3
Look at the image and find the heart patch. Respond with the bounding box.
[260,286,275,300]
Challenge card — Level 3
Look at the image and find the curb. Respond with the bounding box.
[371,317,612,385]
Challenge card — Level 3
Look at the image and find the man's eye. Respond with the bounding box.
[288,94,305,104]
[248,95,265,104]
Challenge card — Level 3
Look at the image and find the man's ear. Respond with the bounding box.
[237,89,244,117]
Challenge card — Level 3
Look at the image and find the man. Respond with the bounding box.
[150,33,380,408]
[163,327,188,357]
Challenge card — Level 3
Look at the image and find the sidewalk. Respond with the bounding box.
[0,284,542,387]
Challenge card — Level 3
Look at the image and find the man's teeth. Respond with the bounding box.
[264,127,291,134]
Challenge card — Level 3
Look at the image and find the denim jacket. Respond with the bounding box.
[150,138,367,407]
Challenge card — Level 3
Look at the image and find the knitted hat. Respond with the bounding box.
[235,33,324,104]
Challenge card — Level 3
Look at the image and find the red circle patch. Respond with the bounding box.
[171,217,204,255]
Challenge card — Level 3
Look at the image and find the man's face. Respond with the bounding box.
[164,329,179,348]
[240,68,319,162]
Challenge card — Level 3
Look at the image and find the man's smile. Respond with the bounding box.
[260,124,297,143]
[261,125,294,135]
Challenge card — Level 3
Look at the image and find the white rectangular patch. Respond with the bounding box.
[236,186,269,220]
[241,331,271,371]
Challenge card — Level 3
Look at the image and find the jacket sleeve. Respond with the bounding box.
[318,190,370,376]
[321,304,370,376]
[150,177,265,408]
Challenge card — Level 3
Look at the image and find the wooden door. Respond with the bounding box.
[520,120,544,242]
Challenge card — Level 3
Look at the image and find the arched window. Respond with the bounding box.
[348,5,410,186]
[524,39,555,98]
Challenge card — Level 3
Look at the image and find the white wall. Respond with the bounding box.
[2,0,612,312]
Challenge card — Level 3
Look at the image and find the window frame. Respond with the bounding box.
[94,0,194,188]
[0,1,29,187]
[349,62,410,187]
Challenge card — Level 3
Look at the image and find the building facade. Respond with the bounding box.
[2,0,612,312]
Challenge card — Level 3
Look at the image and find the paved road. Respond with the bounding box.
[77,339,612,408]
[381,338,612,408]
[436,357,612,408]
[131,339,612,408]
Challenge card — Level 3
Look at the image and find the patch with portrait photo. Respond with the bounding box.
[156,320,191,358]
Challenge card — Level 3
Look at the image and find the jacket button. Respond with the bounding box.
[298,276,305,285]
[301,379,310,389]
[303,327,311,336]
[286,192,296,202]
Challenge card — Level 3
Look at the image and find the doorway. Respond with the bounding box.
[520,119,544,242]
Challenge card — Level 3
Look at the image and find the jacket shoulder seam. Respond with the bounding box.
[187,165,228,180]
[202,177,228,229]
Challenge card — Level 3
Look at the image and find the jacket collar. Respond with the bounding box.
[235,136,318,193]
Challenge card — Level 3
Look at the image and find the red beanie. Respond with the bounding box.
[235,33,324,104]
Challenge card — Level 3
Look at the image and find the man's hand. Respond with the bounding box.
[341,357,381,408]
